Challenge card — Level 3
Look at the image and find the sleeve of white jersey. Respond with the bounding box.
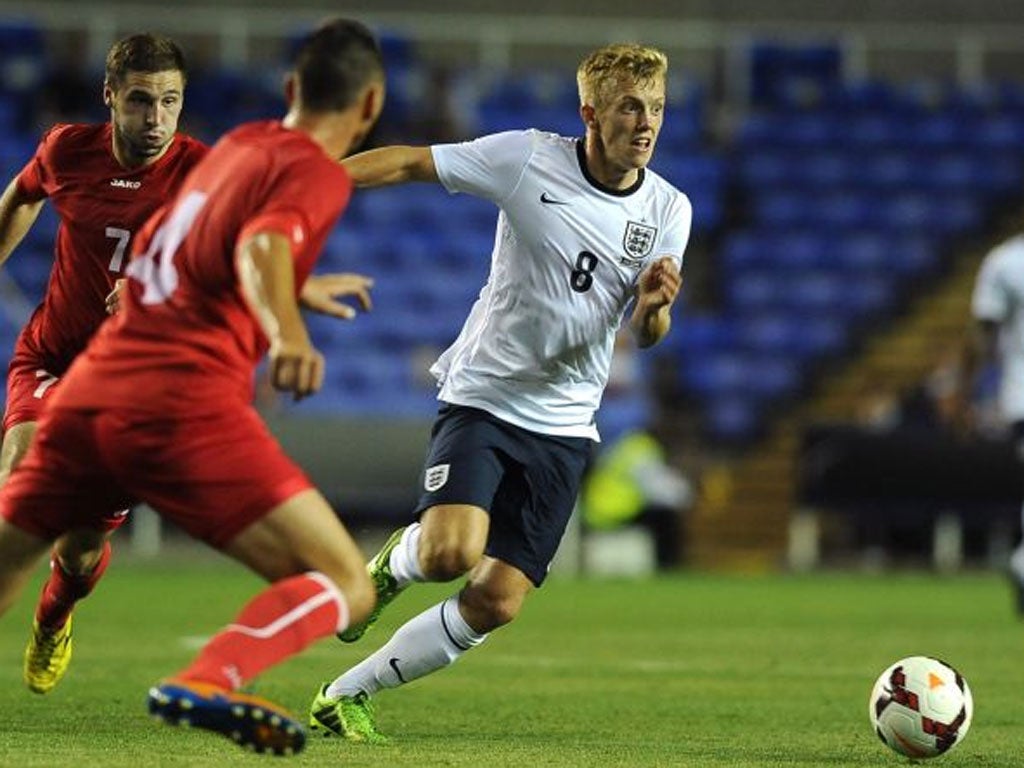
[660,192,693,270]
[971,245,1011,323]
[430,130,536,204]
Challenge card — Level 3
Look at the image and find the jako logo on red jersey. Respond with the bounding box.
[110,179,141,189]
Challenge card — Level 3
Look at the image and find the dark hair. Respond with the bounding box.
[105,33,187,90]
[293,18,384,112]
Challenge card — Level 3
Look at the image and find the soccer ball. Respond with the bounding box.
[869,656,973,759]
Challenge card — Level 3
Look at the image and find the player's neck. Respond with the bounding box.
[111,137,172,170]
[583,140,640,191]
[282,110,358,161]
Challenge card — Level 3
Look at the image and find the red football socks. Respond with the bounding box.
[177,571,348,691]
[35,540,112,629]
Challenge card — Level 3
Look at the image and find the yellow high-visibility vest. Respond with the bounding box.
[582,431,664,529]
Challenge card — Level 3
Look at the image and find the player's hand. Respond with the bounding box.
[637,256,681,309]
[105,278,127,315]
[268,339,324,401]
[300,273,374,319]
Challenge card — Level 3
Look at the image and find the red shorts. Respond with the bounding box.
[4,354,62,432]
[0,404,313,547]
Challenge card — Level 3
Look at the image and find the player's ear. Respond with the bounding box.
[283,74,297,108]
[359,81,384,123]
[102,82,114,108]
[580,104,597,130]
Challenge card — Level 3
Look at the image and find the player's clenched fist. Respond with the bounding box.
[268,340,324,400]
[638,256,681,308]
[105,278,127,315]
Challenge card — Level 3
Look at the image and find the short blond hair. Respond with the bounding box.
[577,43,668,109]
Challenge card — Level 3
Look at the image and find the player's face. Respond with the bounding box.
[106,70,185,167]
[591,75,665,177]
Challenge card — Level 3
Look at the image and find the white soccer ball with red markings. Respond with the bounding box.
[869,656,973,759]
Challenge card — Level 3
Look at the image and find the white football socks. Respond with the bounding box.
[326,595,486,698]
[389,523,425,585]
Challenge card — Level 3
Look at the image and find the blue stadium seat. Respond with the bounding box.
[857,151,916,189]
[725,270,785,312]
[719,231,765,272]
[598,394,653,445]
[974,115,1024,150]
[909,113,963,149]
[748,42,842,109]
[842,275,896,317]
[736,312,804,357]
[842,115,903,147]
[478,69,576,112]
[679,350,749,397]
[769,231,831,271]
[735,311,848,360]
[826,192,881,229]
[4,248,50,299]
[702,395,763,443]
[752,193,805,228]
[787,272,845,313]
[735,150,789,188]
[668,312,737,358]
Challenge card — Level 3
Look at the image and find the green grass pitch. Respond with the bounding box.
[0,554,1020,766]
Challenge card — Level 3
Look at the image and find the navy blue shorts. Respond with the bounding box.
[414,403,593,586]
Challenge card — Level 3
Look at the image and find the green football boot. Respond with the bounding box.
[308,685,389,744]
[338,526,408,643]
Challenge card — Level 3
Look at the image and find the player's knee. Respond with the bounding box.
[460,587,523,632]
[420,539,481,581]
[334,566,374,623]
[54,532,107,576]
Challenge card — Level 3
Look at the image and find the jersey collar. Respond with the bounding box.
[575,139,645,197]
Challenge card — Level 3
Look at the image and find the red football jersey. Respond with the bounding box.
[14,123,208,374]
[54,120,353,414]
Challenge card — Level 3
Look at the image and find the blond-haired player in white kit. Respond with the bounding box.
[309,43,690,742]
[955,234,1024,611]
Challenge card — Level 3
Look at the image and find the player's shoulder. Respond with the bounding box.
[29,123,108,178]
[472,127,575,156]
[985,233,1024,268]
[217,120,345,182]
[38,122,107,155]
[222,120,324,160]
[522,128,578,157]
[642,166,692,215]
[174,133,209,161]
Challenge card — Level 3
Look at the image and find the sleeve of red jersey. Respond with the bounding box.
[236,209,312,260]
[14,125,64,200]
[235,160,352,261]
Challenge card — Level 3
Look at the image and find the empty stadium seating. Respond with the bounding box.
[2,25,1021,448]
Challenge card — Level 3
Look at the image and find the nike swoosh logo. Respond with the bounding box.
[388,657,407,684]
[540,192,570,205]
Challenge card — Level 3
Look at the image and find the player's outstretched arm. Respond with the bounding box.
[629,256,681,348]
[0,178,44,266]
[342,146,437,188]
[237,231,324,400]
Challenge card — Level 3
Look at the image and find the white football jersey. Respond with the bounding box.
[972,234,1024,422]
[430,129,692,440]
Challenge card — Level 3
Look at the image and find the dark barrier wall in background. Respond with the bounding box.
[265,415,433,526]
